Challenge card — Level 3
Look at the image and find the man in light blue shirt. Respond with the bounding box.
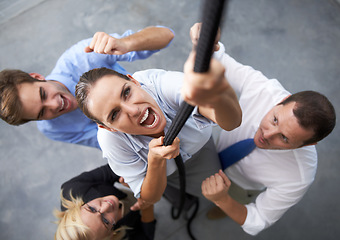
[0,26,174,149]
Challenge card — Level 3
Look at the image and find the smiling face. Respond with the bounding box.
[80,195,122,240]
[254,102,315,149]
[87,75,166,137]
[16,80,78,120]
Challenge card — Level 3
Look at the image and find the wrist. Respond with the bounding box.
[148,154,167,167]
[214,194,231,207]
[117,36,133,53]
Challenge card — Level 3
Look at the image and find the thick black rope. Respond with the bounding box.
[185,197,199,240]
[163,0,227,238]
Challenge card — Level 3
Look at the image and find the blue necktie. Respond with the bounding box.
[219,138,256,170]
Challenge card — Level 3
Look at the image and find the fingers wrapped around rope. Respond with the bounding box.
[182,50,229,108]
[190,22,220,52]
[149,136,181,160]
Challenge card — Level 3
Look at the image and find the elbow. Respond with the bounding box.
[168,30,175,42]
[164,29,175,47]
[241,204,269,236]
[154,194,163,203]
[244,229,261,236]
[235,109,242,129]
[159,27,174,46]
[140,186,165,205]
[142,194,162,205]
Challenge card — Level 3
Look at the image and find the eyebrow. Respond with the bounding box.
[275,110,291,144]
[37,87,44,119]
[120,83,127,98]
[106,83,127,123]
[107,109,115,124]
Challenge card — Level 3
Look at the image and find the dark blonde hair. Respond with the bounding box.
[54,190,126,240]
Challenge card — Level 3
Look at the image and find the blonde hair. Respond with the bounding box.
[54,190,126,240]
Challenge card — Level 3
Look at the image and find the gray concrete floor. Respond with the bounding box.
[0,0,340,239]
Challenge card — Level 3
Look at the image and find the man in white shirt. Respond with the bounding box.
[189,23,336,235]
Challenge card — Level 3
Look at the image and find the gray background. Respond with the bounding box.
[0,0,339,239]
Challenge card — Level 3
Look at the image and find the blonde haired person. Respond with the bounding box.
[54,164,155,240]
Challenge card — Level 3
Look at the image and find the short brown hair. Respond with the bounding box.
[76,68,130,126]
[0,69,43,125]
[279,91,336,145]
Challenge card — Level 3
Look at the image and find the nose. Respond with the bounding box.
[122,103,140,117]
[44,97,60,113]
[100,201,112,213]
[263,126,278,140]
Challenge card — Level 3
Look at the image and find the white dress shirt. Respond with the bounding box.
[214,43,317,235]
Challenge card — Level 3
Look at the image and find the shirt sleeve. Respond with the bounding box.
[113,26,174,62]
[60,164,126,211]
[47,27,172,84]
[39,124,100,149]
[213,43,286,97]
[242,182,312,235]
[98,129,148,198]
[192,106,215,129]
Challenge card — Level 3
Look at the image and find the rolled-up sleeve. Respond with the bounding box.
[242,182,312,235]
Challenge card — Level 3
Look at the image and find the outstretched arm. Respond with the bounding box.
[85,26,174,55]
[182,22,242,131]
[182,51,242,131]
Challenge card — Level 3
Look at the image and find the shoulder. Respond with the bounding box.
[133,69,184,106]
[133,69,183,85]
[264,146,317,184]
[97,128,127,150]
[292,146,318,182]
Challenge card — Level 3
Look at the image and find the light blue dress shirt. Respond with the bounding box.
[37,29,171,149]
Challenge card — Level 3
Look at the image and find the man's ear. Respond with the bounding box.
[29,73,45,80]
[126,74,141,87]
[97,123,117,132]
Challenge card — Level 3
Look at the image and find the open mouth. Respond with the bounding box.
[106,200,114,208]
[140,108,158,128]
[59,96,69,112]
[59,97,65,112]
